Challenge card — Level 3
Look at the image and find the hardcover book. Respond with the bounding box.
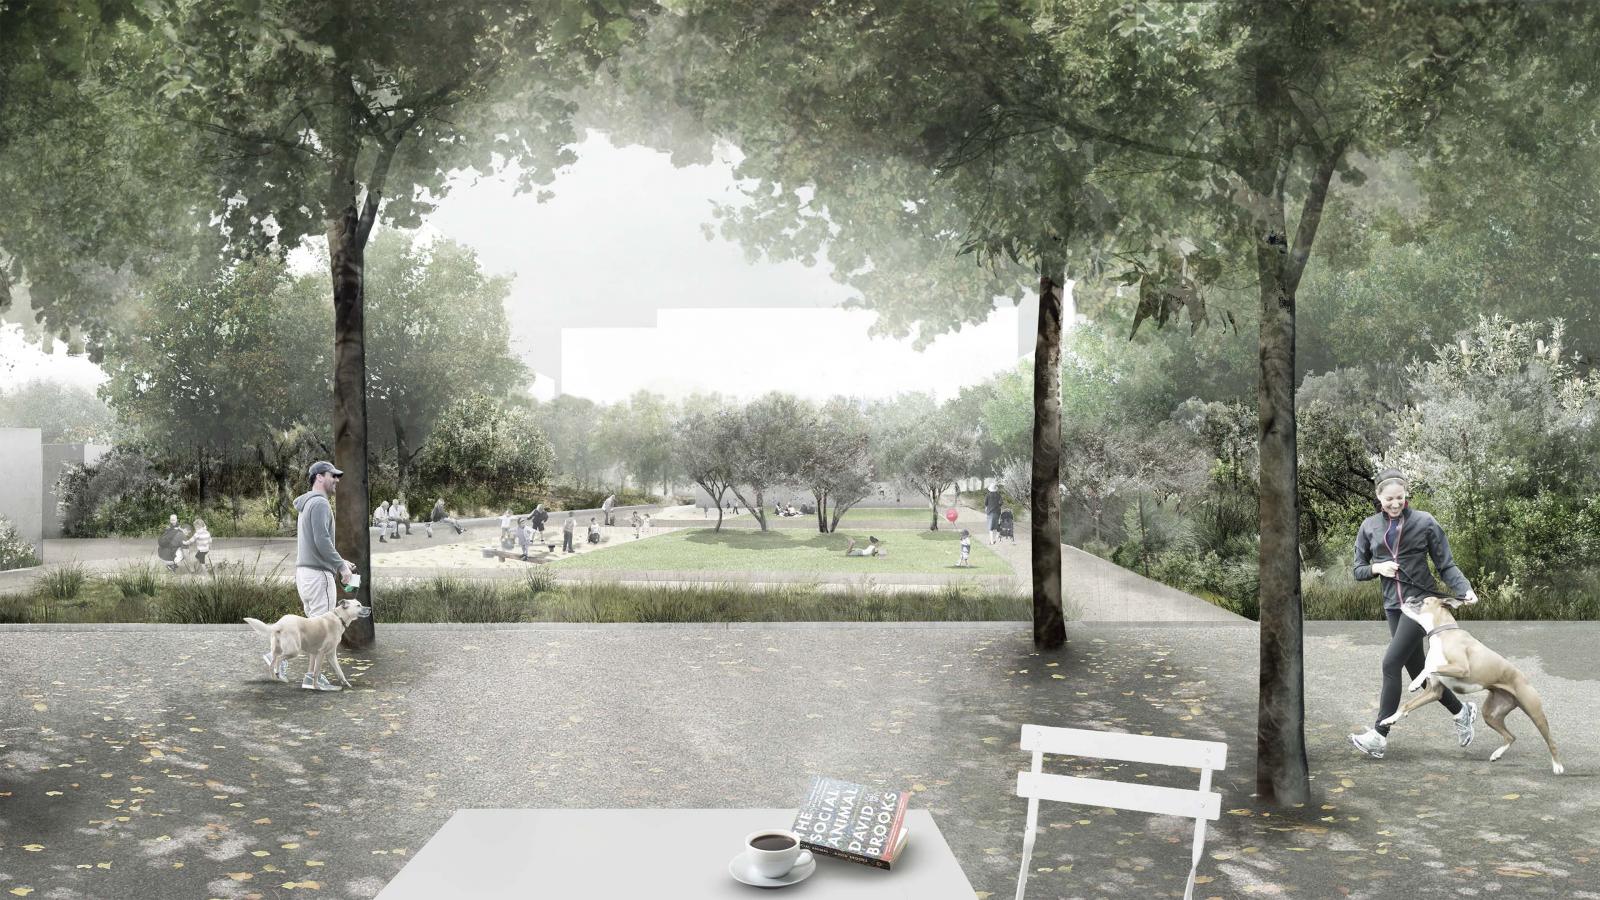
[790,776,911,870]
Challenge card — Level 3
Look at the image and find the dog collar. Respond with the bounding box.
[1426,624,1460,638]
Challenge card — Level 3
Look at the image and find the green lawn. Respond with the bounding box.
[548,527,1010,575]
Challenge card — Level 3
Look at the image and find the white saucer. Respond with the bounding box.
[728,849,817,887]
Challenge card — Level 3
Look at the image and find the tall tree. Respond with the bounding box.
[897,421,980,532]
[1031,0,1515,803]
[138,0,654,644]
[673,403,736,531]
[538,394,605,488]
[99,256,329,514]
[797,397,875,533]
[724,392,811,532]
[0,380,118,444]
[361,230,526,489]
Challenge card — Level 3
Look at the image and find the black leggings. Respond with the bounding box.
[1375,608,1462,735]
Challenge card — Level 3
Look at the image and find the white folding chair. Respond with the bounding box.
[1015,724,1227,900]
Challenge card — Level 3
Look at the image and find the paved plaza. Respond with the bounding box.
[2,620,1596,899]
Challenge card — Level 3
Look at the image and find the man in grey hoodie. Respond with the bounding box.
[287,460,356,690]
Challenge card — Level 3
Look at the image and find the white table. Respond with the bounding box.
[376,808,976,899]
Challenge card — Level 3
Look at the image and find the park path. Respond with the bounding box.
[2,620,1593,900]
[948,500,1245,622]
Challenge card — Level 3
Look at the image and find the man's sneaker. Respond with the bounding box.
[1349,727,1387,759]
[302,673,340,692]
[1455,700,1478,748]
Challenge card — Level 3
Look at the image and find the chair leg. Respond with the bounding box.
[1015,798,1039,900]
[1184,816,1207,900]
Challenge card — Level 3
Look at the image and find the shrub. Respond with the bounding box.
[55,447,184,537]
[415,394,554,496]
[1389,316,1600,585]
[108,563,162,599]
[37,562,88,602]
[162,562,299,624]
[0,515,39,570]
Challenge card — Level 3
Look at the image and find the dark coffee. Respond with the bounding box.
[750,835,797,852]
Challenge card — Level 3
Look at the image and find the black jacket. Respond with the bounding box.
[1352,506,1472,611]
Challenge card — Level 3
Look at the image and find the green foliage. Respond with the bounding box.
[535,395,607,487]
[160,561,299,625]
[55,447,184,537]
[36,561,88,602]
[1113,493,1196,576]
[1387,317,1600,587]
[0,1,206,352]
[597,391,677,493]
[0,380,118,443]
[97,255,329,490]
[414,394,555,496]
[136,0,656,257]
[799,397,876,531]
[1146,550,1261,620]
[0,515,40,571]
[382,576,531,624]
[360,231,527,484]
[108,563,162,600]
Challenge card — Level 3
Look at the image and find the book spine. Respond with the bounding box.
[883,791,910,863]
[802,841,892,870]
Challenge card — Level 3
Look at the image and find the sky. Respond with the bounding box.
[2,130,1040,402]
[563,307,1025,404]
[0,323,106,393]
[420,131,1035,402]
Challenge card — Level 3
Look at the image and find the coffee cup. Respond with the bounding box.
[744,830,811,879]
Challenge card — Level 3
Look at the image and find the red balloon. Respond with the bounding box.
[944,507,958,522]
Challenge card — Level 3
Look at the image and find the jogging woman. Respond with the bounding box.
[1349,468,1479,759]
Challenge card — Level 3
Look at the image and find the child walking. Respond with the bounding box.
[183,518,212,570]
[957,528,971,567]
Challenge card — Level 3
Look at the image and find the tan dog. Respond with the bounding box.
[244,596,370,691]
[1379,595,1563,774]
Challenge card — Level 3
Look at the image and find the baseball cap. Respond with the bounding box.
[308,460,344,481]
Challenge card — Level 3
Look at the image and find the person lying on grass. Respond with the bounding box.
[844,536,887,558]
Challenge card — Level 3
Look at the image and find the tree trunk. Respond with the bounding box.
[815,488,828,533]
[827,500,853,533]
[395,419,411,490]
[196,444,207,508]
[273,471,291,529]
[1254,191,1308,806]
[329,186,374,649]
[1031,260,1067,650]
[928,488,940,530]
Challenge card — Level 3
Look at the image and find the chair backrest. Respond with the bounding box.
[1014,724,1229,900]
[1020,724,1227,772]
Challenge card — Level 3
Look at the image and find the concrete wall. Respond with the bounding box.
[42,443,111,538]
[0,428,44,560]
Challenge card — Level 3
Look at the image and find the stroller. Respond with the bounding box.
[998,508,1016,541]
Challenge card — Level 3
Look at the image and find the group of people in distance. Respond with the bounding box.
[495,495,643,561]
[373,497,464,542]
[155,514,211,572]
